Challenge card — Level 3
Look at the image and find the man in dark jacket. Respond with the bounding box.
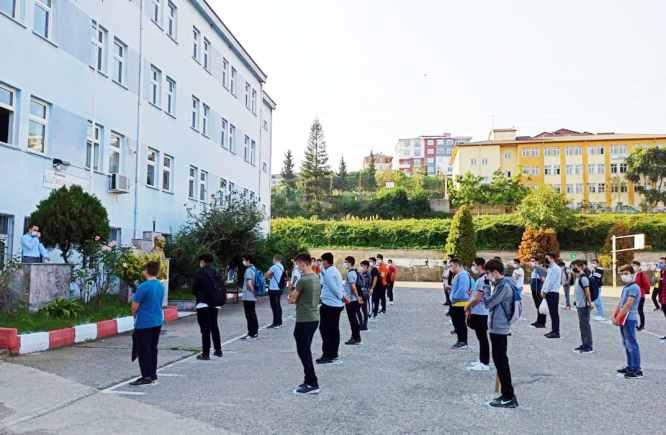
[193,253,223,360]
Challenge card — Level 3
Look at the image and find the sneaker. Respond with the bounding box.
[345,339,361,345]
[266,324,277,329]
[579,348,594,354]
[661,336,666,341]
[467,363,490,371]
[360,326,368,331]
[293,384,320,395]
[593,315,605,321]
[451,342,468,350]
[624,370,644,379]
[573,346,583,352]
[196,354,210,361]
[274,324,283,329]
[129,377,153,386]
[214,350,223,358]
[389,301,395,305]
[489,396,519,408]
[316,357,336,365]
[616,367,629,374]
[530,323,546,329]
[544,332,560,339]
[450,330,457,335]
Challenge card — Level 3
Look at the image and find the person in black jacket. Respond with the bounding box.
[193,253,223,360]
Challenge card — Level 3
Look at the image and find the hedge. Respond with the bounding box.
[271,214,666,251]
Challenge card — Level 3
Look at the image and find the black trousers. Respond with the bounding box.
[372,287,387,316]
[468,314,490,365]
[268,291,283,326]
[345,301,362,341]
[531,278,546,325]
[637,296,646,329]
[450,306,468,344]
[490,333,514,400]
[196,307,221,355]
[545,292,560,334]
[243,301,259,336]
[294,321,319,387]
[319,304,344,359]
[360,293,370,328]
[135,326,161,379]
[387,281,395,302]
[651,286,661,310]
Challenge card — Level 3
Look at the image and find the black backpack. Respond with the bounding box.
[581,271,599,302]
[207,268,227,307]
[277,266,287,290]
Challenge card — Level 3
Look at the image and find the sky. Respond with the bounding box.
[209,0,666,172]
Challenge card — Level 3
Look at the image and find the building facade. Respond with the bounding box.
[0,0,274,260]
[451,129,666,209]
[396,133,471,176]
[363,153,393,172]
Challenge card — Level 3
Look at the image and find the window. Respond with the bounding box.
[166,77,176,115]
[566,184,574,194]
[33,0,52,39]
[619,162,627,174]
[199,170,208,201]
[588,164,595,175]
[191,96,199,130]
[470,158,477,166]
[218,178,227,205]
[162,155,173,192]
[229,124,236,153]
[86,121,102,171]
[597,183,605,193]
[620,183,628,193]
[566,146,582,156]
[575,184,583,194]
[112,39,127,85]
[245,82,251,109]
[597,164,605,175]
[230,67,237,96]
[250,140,256,165]
[610,163,618,174]
[108,132,122,174]
[150,66,161,107]
[551,184,561,192]
[589,145,604,155]
[481,158,488,166]
[167,2,177,39]
[91,21,108,73]
[110,228,122,245]
[188,166,197,199]
[521,148,538,157]
[220,118,228,148]
[222,58,229,89]
[251,88,257,114]
[544,147,560,157]
[146,148,158,187]
[566,164,574,175]
[589,183,597,193]
[243,135,250,162]
[611,144,627,156]
[0,84,16,144]
[192,27,200,61]
[27,97,48,153]
[151,0,161,25]
[503,152,512,159]
[544,165,557,176]
[203,38,210,71]
[0,0,17,18]
[575,164,582,175]
[202,103,209,137]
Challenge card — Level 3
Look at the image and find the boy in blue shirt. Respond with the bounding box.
[265,255,285,328]
[130,261,165,386]
[614,264,642,379]
[449,258,471,350]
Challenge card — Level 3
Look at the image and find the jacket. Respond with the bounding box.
[192,266,218,305]
[484,277,514,335]
[660,273,666,305]
[635,271,650,297]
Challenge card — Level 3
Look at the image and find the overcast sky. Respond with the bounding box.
[210,0,665,171]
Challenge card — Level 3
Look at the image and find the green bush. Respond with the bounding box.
[444,206,476,265]
[39,298,84,319]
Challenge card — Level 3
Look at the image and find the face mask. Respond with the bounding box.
[243,261,249,267]
[529,262,536,268]
[640,265,648,272]
[370,262,376,267]
[590,263,597,269]
[343,262,350,269]
[31,231,38,237]
[471,265,479,274]
[513,263,520,268]
[621,274,633,283]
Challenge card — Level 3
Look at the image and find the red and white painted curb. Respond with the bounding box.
[0,306,180,355]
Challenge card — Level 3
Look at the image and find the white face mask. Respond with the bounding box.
[621,274,633,283]
[343,262,350,269]
[471,265,479,274]
[529,262,536,268]
[370,262,376,267]
[513,263,520,269]
[31,231,38,237]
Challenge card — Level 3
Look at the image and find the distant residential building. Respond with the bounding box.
[396,133,471,176]
[363,153,393,171]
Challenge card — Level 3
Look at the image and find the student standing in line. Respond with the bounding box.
[265,255,286,329]
[130,261,165,386]
[317,252,345,364]
[192,254,223,360]
[483,259,518,408]
[652,257,665,311]
[632,261,650,331]
[465,257,490,371]
[375,254,389,314]
[240,255,259,340]
[558,260,573,310]
[369,257,383,319]
[571,260,594,354]
[449,258,471,350]
[511,259,525,291]
[529,257,547,328]
[343,256,362,345]
[589,259,606,321]
[387,259,397,305]
[358,260,372,330]
[289,253,321,395]
[659,270,666,340]
[614,264,642,379]
[289,258,302,290]
[541,253,562,339]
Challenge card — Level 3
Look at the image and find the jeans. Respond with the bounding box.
[319,304,344,359]
[545,292,560,334]
[360,293,370,329]
[637,297,646,329]
[387,281,395,302]
[294,321,319,387]
[593,289,605,318]
[530,278,546,325]
[372,287,387,316]
[576,306,593,349]
[196,307,221,355]
[22,256,42,263]
[134,326,161,379]
[268,290,283,326]
[620,319,641,370]
[450,305,468,344]
[468,314,489,365]
[345,301,362,341]
[243,301,259,336]
[563,285,571,307]
[490,333,514,400]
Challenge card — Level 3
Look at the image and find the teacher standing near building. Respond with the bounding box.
[21,224,49,263]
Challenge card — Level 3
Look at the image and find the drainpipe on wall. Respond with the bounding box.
[132,0,145,240]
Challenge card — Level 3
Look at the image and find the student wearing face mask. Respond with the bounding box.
[589,259,605,321]
[651,257,665,312]
[632,261,650,331]
[465,257,490,371]
[511,259,525,291]
[449,258,471,350]
[541,253,562,339]
[317,252,345,364]
[529,257,547,328]
[614,265,642,379]
[240,255,259,340]
[342,256,362,345]
[571,260,594,354]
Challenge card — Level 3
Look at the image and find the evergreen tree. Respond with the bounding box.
[280,150,297,189]
[299,119,331,201]
[335,156,349,191]
[444,205,476,265]
[365,151,378,191]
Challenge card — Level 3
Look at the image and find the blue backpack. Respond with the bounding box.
[251,266,266,296]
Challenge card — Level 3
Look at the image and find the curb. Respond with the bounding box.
[0,306,181,356]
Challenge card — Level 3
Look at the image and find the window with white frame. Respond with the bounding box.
[619,162,627,174]
[245,82,251,109]
[150,65,162,107]
[566,184,573,193]
[503,151,512,159]
[243,135,250,162]
[228,181,235,202]
[250,139,256,165]
[521,148,538,157]
[203,38,210,71]
[27,97,48,153]
[589,183,597,193]
[112,38,127,85]
[222,58,229,89]
[91,21,108,73]
[191,96,199,130]
[220,118,228,148]
[251,88,257,114]
[166,77,176,115]
[229,124,236,153]
[199,170,208,202]
[86,121,103,171]
[218,178,227,205]
[188,166,197,199]
[481,158,488,166]
[0,83,16,144]
[588,145,604,155]
[566,164,574,175]
[0,0,17,18]
[588,164,595,175]
[108,132,123,174]
[146,147,158,187]
[470,158,477,166]
[544,165,553,176]
[544,147,560,157]
[597,164,605,174]
[611,144,627,156]
[33,0,52,39]
[522,166,539,176]
[162,154,173,192]
[597,183,605,193]
[202,104,209,137]
[575,164,582,175]
[151,0,161,26]
[574,183,583,194]
[192,27,200,61]
[610,163,618,174]
[230,67,237,96]
[167,1,177,39]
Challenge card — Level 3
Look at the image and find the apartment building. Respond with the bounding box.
[0,0,274,260]
[451,128,666,209]
[396,133,471,176]
[363,153,393,171]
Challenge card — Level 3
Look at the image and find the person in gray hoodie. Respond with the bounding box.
[483,258,518,409]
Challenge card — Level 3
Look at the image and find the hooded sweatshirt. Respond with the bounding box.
[483,277,514,335]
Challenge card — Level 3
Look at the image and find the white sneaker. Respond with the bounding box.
[593,315,605,321]
[466,363,490,371]
[389,301,395,305]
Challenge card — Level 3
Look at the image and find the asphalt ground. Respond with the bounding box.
[3,284,666,435]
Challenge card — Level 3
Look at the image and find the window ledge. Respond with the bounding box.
[162,189,174,195]
[112,80,129,91]
[151,20,163,31]
[148,102,163,111]
[97,70,109,79]
[0,10,26,28]
[146,184,159,191]
[25,149,50,159]
[165,112,177,120]
[32,31,58,48]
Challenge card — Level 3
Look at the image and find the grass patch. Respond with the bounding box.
[169,287,194,301]
[0,295,131,334]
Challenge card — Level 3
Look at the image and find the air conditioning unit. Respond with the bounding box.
[108,173,130,194]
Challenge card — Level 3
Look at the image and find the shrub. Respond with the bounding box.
[40,298,84,319]
[113,250,166,291]
[517,228,560,263]
[517,186,574,230]
[444,206,476,265]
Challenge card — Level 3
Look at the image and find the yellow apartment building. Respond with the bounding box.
[450,129,666,209]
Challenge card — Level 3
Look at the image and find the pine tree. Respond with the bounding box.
[366,151,377,191]
[280,150,297,189]
[444,205,476,265]
[299,119,331,201]
[335,156,348,191]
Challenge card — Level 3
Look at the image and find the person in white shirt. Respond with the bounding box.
[541,253,562,339]
[265,255,286,329]
[511,259,525,290]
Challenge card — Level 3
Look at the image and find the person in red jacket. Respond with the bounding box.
[660,270,666,340]
[632,261,651,331]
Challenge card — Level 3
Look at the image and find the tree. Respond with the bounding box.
[487,170,529,207]
[299,119,331,201]
[517,228,560,263]
[29,185,110,263]
[280,150,297,189]
[517,185,574,231]
[444,205,476,266]
[626,147,666,208]
[448,172,488,207]
[365,151,377,191]
[335,156,349,191]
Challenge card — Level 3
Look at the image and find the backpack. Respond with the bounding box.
[207,268,227,307]
[276,265,287,290]
[251,266,266,296]
[506,277,523,324]
[585,270,601,301]
[357,271,370,294]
